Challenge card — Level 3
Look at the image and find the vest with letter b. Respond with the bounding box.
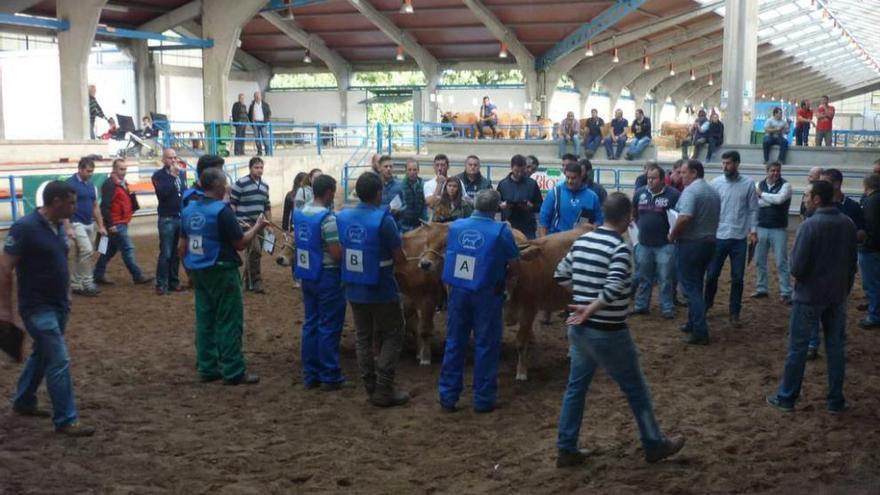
[293,208,331,281]
[182,199,226,270]
[442,217,505,291]
[336,206,389,285]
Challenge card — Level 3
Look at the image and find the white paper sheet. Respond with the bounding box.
[389,194,402,210]
[97,235,109,255]
[627,222,639,247]
[262,231,276,254]
[667,209,679,234]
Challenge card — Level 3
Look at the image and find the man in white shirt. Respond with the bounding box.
[752,162,793,303]
[424,153,450,217]
[248,91,272,156]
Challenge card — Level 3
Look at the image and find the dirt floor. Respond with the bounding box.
[2,230,880,495]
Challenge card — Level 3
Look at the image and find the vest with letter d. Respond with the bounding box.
[293,208,331,281]
[182,199,226,270]
[442,217,505,291]
[336,206,389,285]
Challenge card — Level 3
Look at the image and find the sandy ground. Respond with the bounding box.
[1,229,880,495]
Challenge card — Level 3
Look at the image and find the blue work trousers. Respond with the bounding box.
[300,268,347,385]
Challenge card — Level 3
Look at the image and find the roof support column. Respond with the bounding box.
[201,0,265,122]
[720,0,758,144]
[57,0,108,140]
[128,41,157,124]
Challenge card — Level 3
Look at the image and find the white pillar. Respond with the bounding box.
[720,0,758,144]
[57,0,107,140]
[131,41,157,123]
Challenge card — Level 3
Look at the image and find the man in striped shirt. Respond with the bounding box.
[554,192,685,468]
[230,157,272,293]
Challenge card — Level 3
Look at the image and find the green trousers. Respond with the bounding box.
[191,264,246,381]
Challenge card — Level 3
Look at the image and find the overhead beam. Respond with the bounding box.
[259,11,350,85]
[0,13,69,30]
[178,20,269,74]
[0,0,42,15]
[139,0,201,33]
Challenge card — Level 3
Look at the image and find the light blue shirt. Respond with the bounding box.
[677,178,721,241]
[710,173,759,240]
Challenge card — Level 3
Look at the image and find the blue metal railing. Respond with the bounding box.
[832,130,880,148]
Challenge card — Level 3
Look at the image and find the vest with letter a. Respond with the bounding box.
[293,208,331,281]
[442,217,504,291]
[336,206,389,285]
[182,200,226,270]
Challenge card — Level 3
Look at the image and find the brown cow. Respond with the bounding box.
[417,222,591,380]
[528,117,554,140]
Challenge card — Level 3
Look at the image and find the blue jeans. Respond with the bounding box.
[603,135,627,159]
[438,287,504,411]
[763,135,788,162]
[775,301,847,410]
[301,268,347,385]
[628,137,652,158]
[13,309,78,428]
[558,136,580,157]
[557,325,664,453]
[94,223,143,281]
[795,125,810,146]
[755,227,791,297]
[859,250,880,324]
[253,124,270,155]
[704,238,747,317]
[676,240,716,338]
[634,244,675,315]
[584,134,602,155]
[156,216,181,291]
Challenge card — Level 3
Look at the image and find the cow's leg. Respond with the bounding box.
[516,307,537,381]
[417,297,435,366]
[402,300,419,360]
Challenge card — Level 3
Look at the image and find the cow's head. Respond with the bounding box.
[275,232,295,267]
[417,222,449,272]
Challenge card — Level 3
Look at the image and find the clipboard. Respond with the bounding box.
[0,320,25,362]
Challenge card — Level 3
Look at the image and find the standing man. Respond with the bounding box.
[752,162,792,304]
[2,181,96,436]
[378,155,405,222]
[337,172,410,407]
[66,156,107,297]
[583,109,604,158]
[859,174,880,330]
[799,167,823,218]
[580,159,608,204]
[762,107,789,164]
[525,155,540,176]
[625,109,652,160]
[497,154,543,239]
[249,91,272,156]
[456,155,492,204]
[88,85,107,140]
[766,180,856,414]
[555,193,685,467]
[180,168,267,386]
[94,159,152,286]
[539,162,603,236]
[424,153,450,213]
[820,168,865,237]
[704,112,724,162]
[439,190,520,413]
[603,108,629,160]
[795,100,813,147]
[152,148,185,295]
[399,158,427,233]
[704,151,759,328]
[814,95,835,147]
[476,96,498,139]
[293,174,348,390]
[231,93,249,156]
[669,160,721,345]
[230,156,272,294]
[632,164,680,319]
[680,109,708,160]
[557,111,581,158]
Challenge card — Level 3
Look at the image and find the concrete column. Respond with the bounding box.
[201,0,265,122]
[337,89,349,126]
[57,0,107,140]
[0,65,5,139]
[129,41,157,123]
[719,0,758,144]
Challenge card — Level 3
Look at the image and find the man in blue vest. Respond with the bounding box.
[179,167,268,385]
[293,174,349,391]
[438,189,520,413]
[337,172,409,407]
[182,155,225,208]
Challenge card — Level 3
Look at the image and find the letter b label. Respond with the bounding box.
[346,248,364,273]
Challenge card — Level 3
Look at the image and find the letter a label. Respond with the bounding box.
[346,248,364,273]
[454,254,475,280]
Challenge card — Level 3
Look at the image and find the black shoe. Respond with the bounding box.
[729,315,742,329]
[304,381,321,390]
[94,278,114,286]
[750,292,769,299]
[320,381,355,392]
[662,312,675,320]
[806,348,819,361]
[13,404,51,418]
[369,385,410,407]
[72,287,99,297]
[857,303,868,311]
[766,395,794,413]
[55,421,96,437]
[199,374,222,383]
[224,373,260,385]
[674,299,688,308]
[439,401,458,413]
[645,436,685,463]
[827,402,850,415]
[679,323,692,334]
[133,276,154,285]
[630,308,649,316]
[681,334,709,346]
[556,448,592,468]
[858,319,880,330]
[474,405,496,414]
[781,295,792,306]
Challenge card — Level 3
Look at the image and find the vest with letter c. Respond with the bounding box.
[181,199,226,270]
[442,217,504,291]
[293,208,331,281]
[336,206,389,285]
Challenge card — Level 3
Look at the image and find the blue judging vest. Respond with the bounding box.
[181,186,204,208]
[442,217,505,291]
[293,208,331,281]
[336,206,390,285]
[181,199,226,270]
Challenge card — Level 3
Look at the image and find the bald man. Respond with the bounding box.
[799,167,823,219]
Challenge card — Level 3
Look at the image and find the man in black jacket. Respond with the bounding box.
[231,93,249,156]
[152,148,186,295]
[859,173,880,329]
[704,112,724,162]
[497,154,543,239]
[248,91,272,156]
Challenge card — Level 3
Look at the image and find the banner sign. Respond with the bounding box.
[531,167,563,194]
[22,173,108,212]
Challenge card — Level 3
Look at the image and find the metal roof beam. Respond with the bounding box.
[259,11,351,86]
[0,0,41,15]
[178,21,269,73]
[139,0,201,33]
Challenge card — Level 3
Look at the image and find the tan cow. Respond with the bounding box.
[508,112,528,139]
[417,222,591,381]
[450,112,479,139]
[529,117,554,140]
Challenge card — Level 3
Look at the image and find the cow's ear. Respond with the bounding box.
[519,246,542,261]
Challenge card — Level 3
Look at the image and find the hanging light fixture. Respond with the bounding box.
[584,40,594,57]
[280,6,295,20]
[761,92,766,99]
[302,48,312,64]
[396,46,405,61]
[611,47,619,63]
[689,68,696,81]
[708,74,714,86]
[498,42,508,59]
[668,63,675,76]
[400,0,414,14]
[642,55,650,70]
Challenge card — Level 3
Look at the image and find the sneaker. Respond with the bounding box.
[679,323,692,334]
[13,404,51,418]
[439,401,458,413]
[556,448,592,468]
[827,402,850,415]
[94,278,114,286]
[806,347,819,361]
[55,421,96,437]
[645,436,686,463]
[729,315,743,329]
[858,319,880,330]
[750,292,769,299]
[155,287,168,296]
[681,334,709,346]
[72,287,99,297]
[766,395,794,413]
[320,381,355,392]
[674,299,688,308]
[133,276,154,285]
[224,372,260,385]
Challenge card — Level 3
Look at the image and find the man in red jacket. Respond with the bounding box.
[93,159,152,285]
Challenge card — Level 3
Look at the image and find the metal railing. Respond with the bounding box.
[832,130,880,148]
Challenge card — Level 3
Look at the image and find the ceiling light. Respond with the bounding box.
[761,93,766,99]
[584,40,594,57]
[498,42,508,58]
[396,46,405,61]
[280,7,294,20]
[400,0,414,14]
[708,75,714,86]
[611,47,619,63]
[689,68,695,81]
[303,49,311,64]
[643,55,650,70]
[668,63,675,76]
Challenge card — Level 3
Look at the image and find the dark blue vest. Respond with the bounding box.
[758,178,790,229]
[293,208,331,281]
[336,206,389,285]
[181,200,226,270]
[442,217,504,291]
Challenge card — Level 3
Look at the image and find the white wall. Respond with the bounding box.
[548,90,580,121]
[156,67,261,131]
[435,87,529,116]
[267,88,369,126]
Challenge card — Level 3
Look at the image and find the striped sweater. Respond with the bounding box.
[554,227,633,330]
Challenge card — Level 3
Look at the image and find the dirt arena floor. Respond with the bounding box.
[2,229,880,494]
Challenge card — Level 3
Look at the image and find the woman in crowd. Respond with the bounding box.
[432,177,473,223]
